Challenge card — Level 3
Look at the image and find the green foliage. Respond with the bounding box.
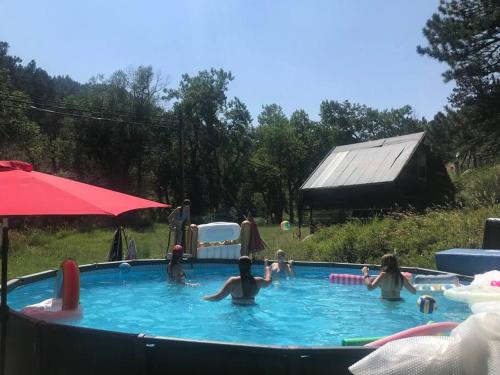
[454,165,500,208]
[319,101,425,146]
[1,40,435,222]
[279,204,498,269]
[420,0,500,164]
[417,0,500,102]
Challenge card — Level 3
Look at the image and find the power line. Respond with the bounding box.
[1,97,173,130]
[0,90,170,124]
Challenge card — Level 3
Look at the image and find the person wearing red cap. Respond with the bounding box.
[167,245,186,284]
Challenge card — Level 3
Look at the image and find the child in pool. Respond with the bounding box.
[362,254,416,300]
[203,256,272,305]
[270,249,295,277]
[167,245,187,284]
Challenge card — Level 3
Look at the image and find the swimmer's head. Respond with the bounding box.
[171,245,183,263]
[238,256,252,275]
[381,254,400,273]
[276,249,286,262]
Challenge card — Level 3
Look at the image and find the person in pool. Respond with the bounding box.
[271,249,295,277]
[167,245,186,284]
[203,256,272,305]
[362,254,416,300]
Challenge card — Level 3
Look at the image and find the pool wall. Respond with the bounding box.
[3,260,472,375]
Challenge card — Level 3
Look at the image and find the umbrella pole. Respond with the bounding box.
[1,218,9,375]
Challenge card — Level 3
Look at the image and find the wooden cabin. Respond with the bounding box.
[300,132,454,227]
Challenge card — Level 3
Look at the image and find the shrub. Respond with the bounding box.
[454,165,500,208]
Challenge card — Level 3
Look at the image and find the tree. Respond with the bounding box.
[319,100,425,146]
[417,0,500,104]
[0,70,44,164]
[418,0,500,163]
[219,98,253,214]
[167,69,235,212]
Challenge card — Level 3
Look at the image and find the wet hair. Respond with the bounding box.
[168,245,183,279]
[238,256,256,298]
[381,254,404,288]
[276,249,286,262]
[170,245,183,265]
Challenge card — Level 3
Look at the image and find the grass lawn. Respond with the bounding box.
[3,202,498,279]
[4,223,309,279]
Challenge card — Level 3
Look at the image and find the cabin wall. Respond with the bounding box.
[301,144,454,227]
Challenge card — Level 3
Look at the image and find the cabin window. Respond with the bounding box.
[417,151,427,182]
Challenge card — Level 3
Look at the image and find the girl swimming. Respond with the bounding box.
[362,254,416,300]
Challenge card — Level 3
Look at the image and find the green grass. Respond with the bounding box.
[6,225,169,279]
[2,202,498,279]
[3,223,309,279]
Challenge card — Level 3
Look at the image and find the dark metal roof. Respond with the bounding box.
[301,132,425,190]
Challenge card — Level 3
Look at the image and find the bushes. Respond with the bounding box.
[454,165,500,208]
[286,204,498,269]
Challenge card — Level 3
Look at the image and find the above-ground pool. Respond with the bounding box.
[9,263,471,347]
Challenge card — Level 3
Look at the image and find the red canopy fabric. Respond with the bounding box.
[0,161,169,216]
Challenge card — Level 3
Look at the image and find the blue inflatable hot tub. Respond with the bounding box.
[435,248,500,276]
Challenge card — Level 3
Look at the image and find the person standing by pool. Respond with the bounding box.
[271,249,295,277]
[362,254,416,300]
[168,199,191,249]
[167,245,186,284]
[203,256,272,305]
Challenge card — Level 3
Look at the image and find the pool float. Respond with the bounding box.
[470,301,500,314]
[365,321,459,347]
[414,274,460,292]
[341,336,385,346]
[21,259,82,322]
[444,284,500,304]
[329,272,412,285]
[471,270,500,286]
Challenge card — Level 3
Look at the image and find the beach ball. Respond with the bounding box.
[119,262,132,273]
[280,220,291,231]
[417,295,437,314]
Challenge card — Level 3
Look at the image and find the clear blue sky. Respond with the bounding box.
[0,0,452,122]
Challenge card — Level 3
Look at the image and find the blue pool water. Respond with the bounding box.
[8,264,471,347]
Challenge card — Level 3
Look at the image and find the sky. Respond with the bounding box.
[0,0,452,123]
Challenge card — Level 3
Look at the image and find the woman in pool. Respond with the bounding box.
[362,254,416,300]
[271,249,295,277]
[203,256,272,305]
[167,245,186,284]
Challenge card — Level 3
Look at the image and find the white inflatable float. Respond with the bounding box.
[444,270,500,304]
[414,274,461,292]
[21,259,83,322]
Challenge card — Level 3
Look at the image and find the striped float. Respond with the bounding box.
[329,272,412,285]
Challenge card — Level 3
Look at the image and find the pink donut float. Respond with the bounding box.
[329,272,412,285]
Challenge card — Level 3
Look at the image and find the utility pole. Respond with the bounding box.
[177,110,185,200]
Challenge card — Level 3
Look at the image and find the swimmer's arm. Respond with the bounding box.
[256,262,272,288]
[402,275,417,294]
[288,260,295,277]
[365,271,385,291]
[203,277,235,301]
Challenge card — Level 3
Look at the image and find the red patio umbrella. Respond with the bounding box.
[0,160,169,374]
